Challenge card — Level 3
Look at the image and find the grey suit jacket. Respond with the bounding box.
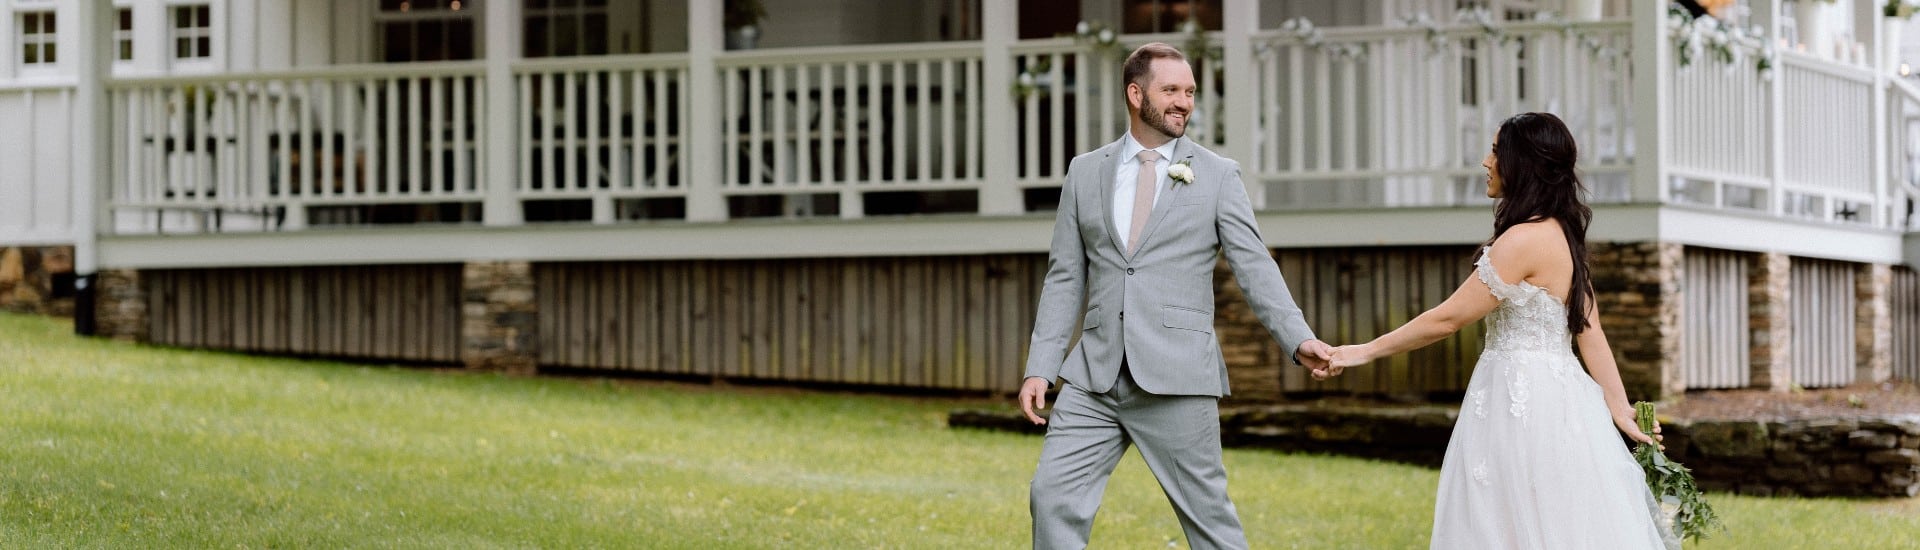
[1023,136,1316,397]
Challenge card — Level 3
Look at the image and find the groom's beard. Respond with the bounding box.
[1140,95,1189,139]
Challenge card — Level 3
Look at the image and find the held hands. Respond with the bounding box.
[1311,343,1375,380]
[1295,339,1334,374]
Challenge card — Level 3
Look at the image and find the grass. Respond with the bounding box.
[1,311,1915,548]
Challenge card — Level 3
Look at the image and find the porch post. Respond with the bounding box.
[684,0,728,222]
[978,0,1022,215]
[71,0,112,335]
[1629,0,1670,205]
[1222,0,1261,208]
[482,0,525,226]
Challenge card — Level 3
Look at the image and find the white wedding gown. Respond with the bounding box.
[1428,250,1680,550]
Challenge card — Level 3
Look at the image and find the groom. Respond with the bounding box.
[1019,43,1332,549]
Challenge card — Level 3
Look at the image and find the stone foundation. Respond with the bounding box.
[462,261,538,373]
[1749,252,1792,391]
[0,245,75,316]
[1858,264,1893,384]
[93,268,146,341]
[1663,416,1920,498]
[1590,242,1683,401]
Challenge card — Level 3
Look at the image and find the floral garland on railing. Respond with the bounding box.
[1394,9,1632,62]
[1667,6,1775,78]
[1013,18,1218,100]
[1271,17,1365,60]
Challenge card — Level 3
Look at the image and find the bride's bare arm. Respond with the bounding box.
[1575,298,1661,446]
[1325,228,1545,375]
[1324,273,1498,373]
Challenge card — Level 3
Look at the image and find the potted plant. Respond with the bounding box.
[1887,1,1916,73]
[725,0,766,50]
[1795,0,1839,58]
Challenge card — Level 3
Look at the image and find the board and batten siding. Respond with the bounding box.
[1267,246,1484,397]
[533,255,1046,391]
[142,265,463,362]
[1893,266,1920,382]
[1681,248,1751,389]
[1790,258,1857,388]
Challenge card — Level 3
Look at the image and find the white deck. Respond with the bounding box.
[1,1,1914,267]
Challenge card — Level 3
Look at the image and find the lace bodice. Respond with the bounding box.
[1475,248,1571,354]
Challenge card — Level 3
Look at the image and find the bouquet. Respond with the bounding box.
[1632,401,1724,543]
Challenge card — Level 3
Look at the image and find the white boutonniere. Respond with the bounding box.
[1168,160,1195,185]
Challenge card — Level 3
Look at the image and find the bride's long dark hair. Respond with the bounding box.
[1485,112,1594,335]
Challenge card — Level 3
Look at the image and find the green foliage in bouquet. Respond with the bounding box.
[1633,401,1725,543]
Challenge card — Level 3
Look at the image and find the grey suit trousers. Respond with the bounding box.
[1029,368,1247,550]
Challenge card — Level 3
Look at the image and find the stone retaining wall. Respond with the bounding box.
[950,407,1920,498]
[1663,416,1920,498]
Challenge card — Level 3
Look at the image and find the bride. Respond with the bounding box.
[1322,112,1680,549]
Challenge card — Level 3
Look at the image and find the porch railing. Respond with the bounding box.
[1668,46,1894,228]
[1251,20,1635,208]
[716,44,985,206]
[512,54,691,221]
[109,62,488,231]
[100,18,1916,235]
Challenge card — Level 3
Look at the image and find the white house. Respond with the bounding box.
[0,0,1914,401]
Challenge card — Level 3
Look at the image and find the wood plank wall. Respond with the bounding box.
[533,255,1047,391]
[1682,248,1751,389]
[1790,258,1857,388]
[1894,267,1920,382]
[1270,246,1483,396]
[143,265,463,362]
[537,247,1489,396]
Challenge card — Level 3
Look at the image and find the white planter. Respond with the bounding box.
[1887,18,1907,74]
[1796,1,1833,58]
[1565,0,1605,21]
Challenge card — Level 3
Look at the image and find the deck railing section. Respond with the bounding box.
[511,55,690,221]
[98,19,1916,234]
[1250,20,1636,208]
[110,62,487,231]
[716,44,985,213]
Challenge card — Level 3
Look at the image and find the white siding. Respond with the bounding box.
[0,87,73,245]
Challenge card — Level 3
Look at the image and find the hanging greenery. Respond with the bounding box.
[1668,6,1776,78]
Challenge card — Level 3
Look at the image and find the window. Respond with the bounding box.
[524,0,609,58]
[18,11,55,66]
[376,0,477,62]
[172,4,211,59]
[115,7,133,61]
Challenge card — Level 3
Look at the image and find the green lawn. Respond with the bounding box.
[1,312,1914,548]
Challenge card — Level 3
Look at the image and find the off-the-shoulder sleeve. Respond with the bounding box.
[1474,247,1528,303]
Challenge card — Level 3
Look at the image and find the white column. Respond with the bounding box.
[227,0,258,71]
[255,0,293,71]
[1869,3,1890,227]
[684,0,727,222]
[482,0,523,226]
[1630,0,1670,205]
[1766,0,1789,217]
[72,0,112,333]
[978,0,1022,216]
[1222,0,1262,208]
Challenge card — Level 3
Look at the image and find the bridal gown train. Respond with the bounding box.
[1428,249,1680,550]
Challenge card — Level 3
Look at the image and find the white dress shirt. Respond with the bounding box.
[1113,133,1177,252]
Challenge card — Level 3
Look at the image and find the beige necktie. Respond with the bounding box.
[1127,149,1161,256]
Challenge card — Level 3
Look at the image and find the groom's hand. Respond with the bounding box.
[1019,377,1052,425]
[1295,339,1333,375]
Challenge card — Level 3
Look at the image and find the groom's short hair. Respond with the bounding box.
[1122,42,1186,92]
